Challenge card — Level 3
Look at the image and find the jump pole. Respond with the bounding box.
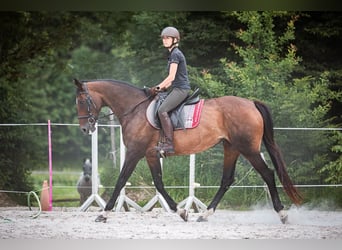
[47,120,53,211]
[79,123,106,211]
[178,154,207,212]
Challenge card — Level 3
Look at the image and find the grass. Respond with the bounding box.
[30,170,82,207]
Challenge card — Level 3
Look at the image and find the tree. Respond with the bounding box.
[0,12,86,198]
[218,11,340,187]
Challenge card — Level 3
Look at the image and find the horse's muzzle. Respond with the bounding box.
[80,125,90,135]
[84,175,91,182]
[80,123,96,135]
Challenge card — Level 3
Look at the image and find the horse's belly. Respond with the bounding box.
[174,126,225,155]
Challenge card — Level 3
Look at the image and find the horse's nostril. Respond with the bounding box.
[81,128,87,134]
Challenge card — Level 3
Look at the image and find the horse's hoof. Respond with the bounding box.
[196,216,208,222]
[197,208,213,222]
[177,209,188,222]
[278,210,288,224]
[95,215,107,223]
[180,210,188,222]
[280,214,288,224]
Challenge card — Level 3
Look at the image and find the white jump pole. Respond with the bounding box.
[114,126,142,212]
[178,154,207,212]
[47,120,53,211]
[79,123,106,211]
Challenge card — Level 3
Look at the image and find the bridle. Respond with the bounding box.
[76,83,98,128]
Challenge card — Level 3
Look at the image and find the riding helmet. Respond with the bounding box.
[161,27,180,40]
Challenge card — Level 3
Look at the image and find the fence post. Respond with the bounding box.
[178,154,207,212]
[78,123,106,211]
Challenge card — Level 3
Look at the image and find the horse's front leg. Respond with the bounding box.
[145,151,188,222]
[95,150,143,223]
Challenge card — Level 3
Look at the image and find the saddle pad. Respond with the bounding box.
[146,99,204,130]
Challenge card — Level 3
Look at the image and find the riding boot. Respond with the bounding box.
[158,112,175,154]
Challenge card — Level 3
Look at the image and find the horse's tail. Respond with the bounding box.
[254,100,302,205]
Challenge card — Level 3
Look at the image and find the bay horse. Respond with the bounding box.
[73,78,302,223]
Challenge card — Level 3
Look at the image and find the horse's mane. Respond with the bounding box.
[81,79,144,92]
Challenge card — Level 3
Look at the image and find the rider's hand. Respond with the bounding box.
[150,86,162,96]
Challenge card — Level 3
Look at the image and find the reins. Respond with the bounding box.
[117,94,153,119]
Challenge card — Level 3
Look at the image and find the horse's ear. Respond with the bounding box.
[73,78,83,90]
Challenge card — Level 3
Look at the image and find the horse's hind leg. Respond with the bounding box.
[145,152,183,219]
[197,142,240,222]
[245,153,288,223]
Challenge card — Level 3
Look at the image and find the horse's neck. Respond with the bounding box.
[92,81,146,119]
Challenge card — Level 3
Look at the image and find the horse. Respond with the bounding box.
[73,78,302,223]
[76,158,93,204]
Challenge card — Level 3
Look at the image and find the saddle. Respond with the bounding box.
[146,88,204,130]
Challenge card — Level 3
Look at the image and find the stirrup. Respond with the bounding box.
[155,143,175,158]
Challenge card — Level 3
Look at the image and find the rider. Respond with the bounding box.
[152,26,191,154]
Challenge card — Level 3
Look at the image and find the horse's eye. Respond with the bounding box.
[77,99,86,105]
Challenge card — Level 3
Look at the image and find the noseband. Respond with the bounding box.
[77,83,97,127]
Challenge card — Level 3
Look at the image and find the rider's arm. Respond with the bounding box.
[157,63,178,90]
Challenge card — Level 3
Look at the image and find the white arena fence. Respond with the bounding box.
[0,122,341,212]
